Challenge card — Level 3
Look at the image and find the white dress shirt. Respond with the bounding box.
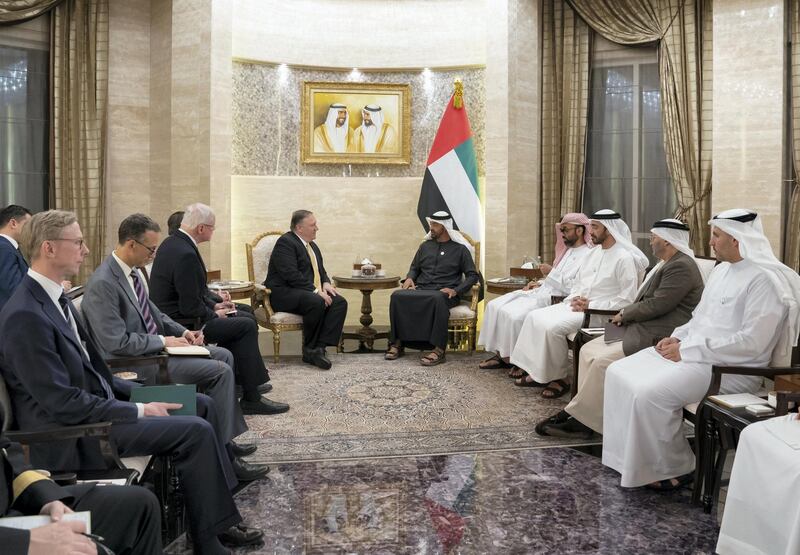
[111,251,166,346]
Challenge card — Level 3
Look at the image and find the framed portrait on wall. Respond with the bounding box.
[301,81,411,165]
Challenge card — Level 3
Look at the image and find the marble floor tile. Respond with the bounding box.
[166,447,719,554]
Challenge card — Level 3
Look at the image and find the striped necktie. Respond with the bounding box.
[130,270,159,335]
[305,242,322,291]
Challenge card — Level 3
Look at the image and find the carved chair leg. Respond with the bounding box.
[272,329,281,363]
[468,323,476,354]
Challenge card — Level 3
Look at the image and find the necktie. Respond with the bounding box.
[130,270,159,335]
[58,294,114,399]
[306,243,322,291]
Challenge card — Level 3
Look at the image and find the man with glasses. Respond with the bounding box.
[478,213,593,373]
[81,214,269,480]
[150,203,289,416]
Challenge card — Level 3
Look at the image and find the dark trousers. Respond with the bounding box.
[71,482,162,555]
[109,395,240,545]
[270,288,347,349]
[203,315,269,396]
[389,289,459,350]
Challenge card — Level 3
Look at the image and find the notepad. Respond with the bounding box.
[0,511,91,532]
[707,393,769,408]
[603,322,625,343]
[130,384,197,416]
[165,345,211,357]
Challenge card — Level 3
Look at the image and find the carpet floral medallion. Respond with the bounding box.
[241,353,598,464]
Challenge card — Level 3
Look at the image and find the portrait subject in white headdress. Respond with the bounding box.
[507,210,643,399]
[350,104,397,154]
[602,208,800,490]
[313,104,352,153]
[536,219,705,440]
[385,211,479,366]
[477,213,593,371]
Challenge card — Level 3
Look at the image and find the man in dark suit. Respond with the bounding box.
[0,426,161,554]
[149,203,288,415]
[81,214,266,475]
[266,210,347,370]
[536,219,705,439]
[0,210,264,554]
[0,205,32,310]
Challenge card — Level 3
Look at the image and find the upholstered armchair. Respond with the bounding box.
[447,232,481,353]
[245,231,304,362]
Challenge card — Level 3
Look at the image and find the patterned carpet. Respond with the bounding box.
[240,353,599,464]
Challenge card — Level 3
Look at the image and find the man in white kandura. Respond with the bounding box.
[313,103,352,153]
[478,213,593,373]
[509,209,648,399]
[716,413,800,555]
[351,104,397,154]
[602,208,800,490]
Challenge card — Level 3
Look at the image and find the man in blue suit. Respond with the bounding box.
[0,205,32,309]
[0,210,264,554]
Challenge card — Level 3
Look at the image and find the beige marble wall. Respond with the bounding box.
[712,0,785,253]
[106,0,151,250]
[233,0,487,69]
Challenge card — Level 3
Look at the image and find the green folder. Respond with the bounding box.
[130,384,197,416]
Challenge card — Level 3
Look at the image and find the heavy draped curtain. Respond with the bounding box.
[0,0,63,24]
[787,0,800,272]
[566,0,713,254]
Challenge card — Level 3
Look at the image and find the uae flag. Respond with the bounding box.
[416,92,482,240]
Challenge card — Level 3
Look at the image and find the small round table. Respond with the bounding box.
[332,275,400,351]
[486,279,528,296]
[208,280,255,301]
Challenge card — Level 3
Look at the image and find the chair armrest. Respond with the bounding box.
[585,308,619,316]
[704,364,800,400]
[551,295,566,305]
[469,283,480,312]
[776,391,800,416]
[252,283,276,318]
[107,353,171,385]
[6,421,113,444]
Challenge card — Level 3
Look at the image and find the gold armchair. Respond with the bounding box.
[245,231,304,362]
[447,232,481,353]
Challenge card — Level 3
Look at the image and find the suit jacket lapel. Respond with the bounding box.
[26,278,87,362]
[107,257,151,330]
[176,231,206,274]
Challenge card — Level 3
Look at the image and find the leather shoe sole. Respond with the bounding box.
[219,524,264,547]
[231,442,258,457]
[232,458,270,482]
[240,398,290,415]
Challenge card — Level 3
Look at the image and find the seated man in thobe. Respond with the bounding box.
[716,413,800,555]
[478,213,593,373]
[81,214,267,477]
[537,219,704,438]
[385,211,480,366]
[602,208,800,490]
[509,209,647,398]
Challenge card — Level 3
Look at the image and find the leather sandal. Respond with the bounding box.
[384,344,404,360]
[646,473,694,491]
[420,349,446,366]
[541,379,569,399]
[478,353,511,370]
[507,366,526,379]
[514,375,548,387]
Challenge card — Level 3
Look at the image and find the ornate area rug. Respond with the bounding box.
[241,353,599,464]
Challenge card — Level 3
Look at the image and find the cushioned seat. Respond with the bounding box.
[449,303,476,319]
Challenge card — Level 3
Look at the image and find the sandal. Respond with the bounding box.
[508,366,526,379]
[384,344,404,360]
[420,349,446,366]
[541,379,569,399]
[479,353,511,370]
[646,473,694,491]
[514,375,548,388]
[534,410,570,435]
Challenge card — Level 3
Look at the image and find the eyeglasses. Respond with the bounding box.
[559,225,578,233]
[201,223,215,230]
[134,239,157,255]
[52,238,85,248]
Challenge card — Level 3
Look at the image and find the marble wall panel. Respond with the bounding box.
[712,0,784,253]
[232,64,485,179]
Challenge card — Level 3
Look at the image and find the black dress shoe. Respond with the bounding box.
[534,409,570,436]
[231,442,258,457]
[240,397,290,415]
[232,458,270,482]
[542,416,594,440]
[219,524,264,547]
[257,382,273,394]
[302,348,332,370]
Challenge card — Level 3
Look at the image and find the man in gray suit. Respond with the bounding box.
[537,218,705,439]
[81,214,266,477]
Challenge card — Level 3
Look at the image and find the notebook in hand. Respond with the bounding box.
[603,321,625,343]
[165,345,210,357]
[130,384,197,415]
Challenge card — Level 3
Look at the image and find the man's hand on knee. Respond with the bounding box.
[28,520,97,555]
[440,288,456,299]
[317,290,333,307]
[401,278,416,290]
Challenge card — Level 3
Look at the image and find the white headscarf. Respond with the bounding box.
[360,104,384,153]
[590,209,649,276]
[324,104,349,152]
[638,218,696,294]
[710,208,800,365]
[425,210,475,256]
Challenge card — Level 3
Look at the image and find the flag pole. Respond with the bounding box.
[453,78,464,109]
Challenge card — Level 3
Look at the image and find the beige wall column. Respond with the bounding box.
[712,0,785,252]
[484,0,540,280]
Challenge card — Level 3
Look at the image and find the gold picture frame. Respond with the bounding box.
[301,81,411,165]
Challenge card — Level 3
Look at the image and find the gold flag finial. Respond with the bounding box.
[453,78,464,109]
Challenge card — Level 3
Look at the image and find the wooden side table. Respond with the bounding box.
[486,279,528,295]
[208,280,255,301]
[332,275,400,351]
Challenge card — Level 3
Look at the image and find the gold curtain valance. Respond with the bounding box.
[0,0,64,25]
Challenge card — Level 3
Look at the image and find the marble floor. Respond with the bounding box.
[167,447,719,554]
